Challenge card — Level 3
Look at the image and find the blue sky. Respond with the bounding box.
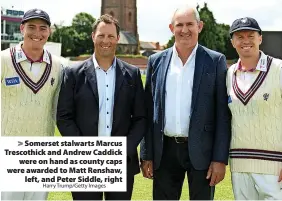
[2,0,281,45]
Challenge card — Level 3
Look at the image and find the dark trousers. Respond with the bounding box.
[153,135,215,200]
[72,176,134,200]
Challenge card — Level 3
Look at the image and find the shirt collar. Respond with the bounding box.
[234,51,268,73]
[14,42,50,64]
[92,53,117,70]
[172,42,198,58]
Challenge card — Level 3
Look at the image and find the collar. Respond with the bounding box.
[234,51,268,73]
[172,42,198,58]
[14,42,51,64]
[92,53,117,70]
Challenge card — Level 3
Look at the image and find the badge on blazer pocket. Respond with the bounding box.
[5,77,20,86]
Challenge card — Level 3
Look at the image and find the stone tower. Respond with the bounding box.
[101,0,138,38]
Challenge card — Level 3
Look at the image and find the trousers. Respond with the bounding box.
[1,192,48,200]
[232,172,282,200]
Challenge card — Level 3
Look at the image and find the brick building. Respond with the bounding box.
[101,0,139,54]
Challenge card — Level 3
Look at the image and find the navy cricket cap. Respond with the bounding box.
[229,17,262,37]
[21,8,51,26]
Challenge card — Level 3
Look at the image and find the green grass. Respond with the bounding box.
[48,171,234,200]
[49,128,234,200]
[141,75,146,85]
[49,75,234,200]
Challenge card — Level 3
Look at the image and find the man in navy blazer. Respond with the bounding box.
[140,6,231,200]
[57,14,146,200]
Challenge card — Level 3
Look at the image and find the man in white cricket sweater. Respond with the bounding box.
[1,9,65,200]
[227,17,282,199]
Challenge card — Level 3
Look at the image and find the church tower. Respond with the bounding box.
[101,0,138,38]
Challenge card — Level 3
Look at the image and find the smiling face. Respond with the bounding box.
[20,18,51,51]
[92,22,119,59]
[169,8,203,50]
[231,30,262,59]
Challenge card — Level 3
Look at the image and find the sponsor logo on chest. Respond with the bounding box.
[5,77,20,86]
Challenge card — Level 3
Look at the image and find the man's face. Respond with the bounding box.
[231,30,262,58]
[169,9,203,49]
[20,19,51,50]
[92,22,119,58]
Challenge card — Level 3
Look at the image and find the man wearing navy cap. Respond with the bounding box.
[227,17,282,199]
[1,8,67,201]
[21,8,51,26]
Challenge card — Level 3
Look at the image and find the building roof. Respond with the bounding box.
[118,31,138,45]
[140,41,155,50]
[140,41,165,50]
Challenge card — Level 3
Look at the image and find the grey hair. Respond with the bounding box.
[171,6,201,24]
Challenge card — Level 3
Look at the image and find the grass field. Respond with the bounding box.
[141,74,146,84]
[48,75,234,200]
[48,173,234,200]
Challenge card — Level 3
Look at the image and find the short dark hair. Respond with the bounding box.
[92,14,120,36]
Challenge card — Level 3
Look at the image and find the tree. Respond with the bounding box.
[217,23,238,60]
[49,12,96,56]
[198,3,223,51]
[72,12,96,56]
[166,36,175,49]
[49,25,76,57]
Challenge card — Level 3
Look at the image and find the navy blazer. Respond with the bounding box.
[57,57,147,175]
[140,45,231,170]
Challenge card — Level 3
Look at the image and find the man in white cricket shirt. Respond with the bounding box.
[1,8,66,200]
[227,17,282,199]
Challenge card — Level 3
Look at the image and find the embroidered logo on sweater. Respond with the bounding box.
[263,93,269,101]
[51,78,55,86]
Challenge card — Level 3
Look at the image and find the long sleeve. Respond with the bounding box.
[126,68,147,157]
[213,54,232,164]
[140,56,154,160]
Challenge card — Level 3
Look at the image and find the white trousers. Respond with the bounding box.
[232,172,282,200]
[1,192,48,200]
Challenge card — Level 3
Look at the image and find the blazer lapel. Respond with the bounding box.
[112,59,125,136]
[160,48,173,110]
[84,57,99,103]
[114,59,125,103]
[191,45,206,113]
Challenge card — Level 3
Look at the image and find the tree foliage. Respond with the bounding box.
[49,12,95,57]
